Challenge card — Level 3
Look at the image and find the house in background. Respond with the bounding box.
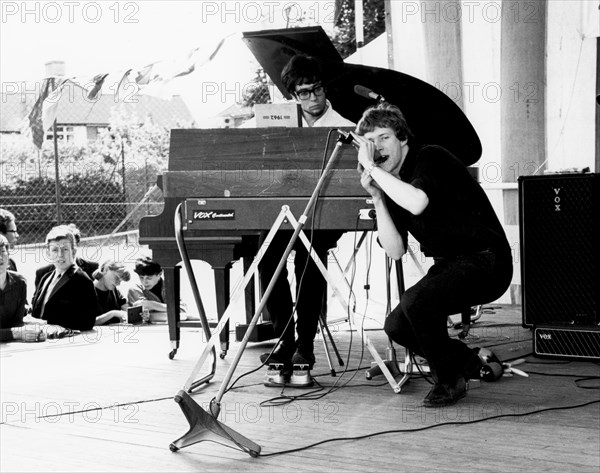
[0,61,196,147]
[214,102,254,128]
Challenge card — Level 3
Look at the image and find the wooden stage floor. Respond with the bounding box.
[1,305,599,472]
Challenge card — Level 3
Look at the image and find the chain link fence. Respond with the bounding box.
[1,68,272,246]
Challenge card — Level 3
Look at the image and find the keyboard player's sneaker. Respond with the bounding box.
[259,340,294,367]
[291,345,315,370]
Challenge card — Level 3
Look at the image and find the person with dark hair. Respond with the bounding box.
[35,223,98,288]
[257,54,354,372]
[0,234,45,343]
[29,225,99,331]
[94,260,131,325]
[279,53,354,128]
[127,256,187,323]
[0,208,19,272]
[353,103,512,407]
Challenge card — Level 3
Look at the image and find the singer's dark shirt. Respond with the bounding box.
[385,143,510,258]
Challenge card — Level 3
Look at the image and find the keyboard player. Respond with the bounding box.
[247,54,355,370]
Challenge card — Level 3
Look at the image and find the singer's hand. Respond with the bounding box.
[358,162,383,198]
[351,132,377,169]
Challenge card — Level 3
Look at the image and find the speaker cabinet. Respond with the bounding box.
[519,173,599,328]
[534,325,600,361]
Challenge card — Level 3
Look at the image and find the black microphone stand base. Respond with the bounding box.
[170,390,261,457]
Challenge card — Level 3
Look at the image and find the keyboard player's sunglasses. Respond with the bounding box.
[295,84,325,100]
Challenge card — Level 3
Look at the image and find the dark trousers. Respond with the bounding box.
[384,248,513,384]
[259,230,341,349]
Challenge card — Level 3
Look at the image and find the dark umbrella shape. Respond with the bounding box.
[243,25,482,166]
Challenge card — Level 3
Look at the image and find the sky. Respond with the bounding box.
[0,0,337,121]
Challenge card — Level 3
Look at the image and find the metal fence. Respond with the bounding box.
[0,68,271,245]
[0,127,166,245]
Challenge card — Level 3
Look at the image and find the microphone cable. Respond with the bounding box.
[258,213,370,407]
[224,128,340,395]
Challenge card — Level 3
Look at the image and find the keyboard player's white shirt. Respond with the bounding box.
[301,100,355,127]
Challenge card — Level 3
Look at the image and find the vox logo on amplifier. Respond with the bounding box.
[534,326,600,361]
[552,187,561,212]
[192,210,235,221]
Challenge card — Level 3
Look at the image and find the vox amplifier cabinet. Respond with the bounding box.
[534,325,600,361]
[519,173,599,328]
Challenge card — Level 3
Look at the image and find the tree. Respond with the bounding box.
[1,174,126,244]
[0,107,173,243]
[241,68,271,107]
[330,0,386,59]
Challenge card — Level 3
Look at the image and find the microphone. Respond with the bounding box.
[337,129,359,149]
[354,84,386,103]
[337,129,381,160]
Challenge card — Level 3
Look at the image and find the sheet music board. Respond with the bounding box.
[255,103,302,127]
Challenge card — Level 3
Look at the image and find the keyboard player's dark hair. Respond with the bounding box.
[281,54,324,96]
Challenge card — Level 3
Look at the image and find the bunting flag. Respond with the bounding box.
[22,77,57,149]
[23,71,129,148]
[71,70,133,100]
[84,73,109,100]
[20,34,231,146]
[133,47,201,91]
[114,69,133,98]
[133,36,231,97]
[65,72,111,100]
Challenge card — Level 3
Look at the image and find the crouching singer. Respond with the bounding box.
[352,103,512,407]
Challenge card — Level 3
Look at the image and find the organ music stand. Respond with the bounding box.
[169,132,403,456]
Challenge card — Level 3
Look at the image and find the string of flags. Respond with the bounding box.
[21,35,231,149]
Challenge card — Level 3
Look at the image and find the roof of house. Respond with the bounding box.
[0,84,195,132]
[215,102,254,119]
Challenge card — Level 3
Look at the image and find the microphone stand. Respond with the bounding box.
[169,132,350,456]
[211,136,347,405]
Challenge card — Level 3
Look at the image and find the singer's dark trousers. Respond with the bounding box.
[259,230,341,351]
[384,248,513,384]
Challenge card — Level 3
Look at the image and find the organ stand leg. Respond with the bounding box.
[213,264,231,359]
[243,256,256,324]
[164,265,181,360]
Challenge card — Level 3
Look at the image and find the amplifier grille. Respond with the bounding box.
[534,326,600,360]
[519,174,599,326]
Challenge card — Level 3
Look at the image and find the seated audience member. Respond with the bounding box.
[127,256,188,323]
[0,208,19,272]
[35,223,99,288]
[0,235,45,343]
[93,260,131,325]
[29,225,98,331]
